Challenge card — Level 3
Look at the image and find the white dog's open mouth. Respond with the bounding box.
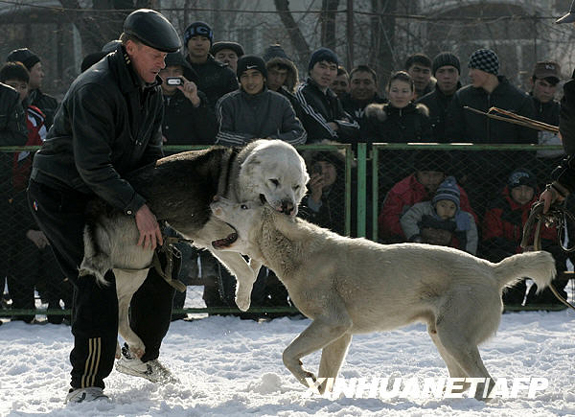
[212,224,238,249]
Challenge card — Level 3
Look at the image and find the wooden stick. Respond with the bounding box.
[463,106,559,133]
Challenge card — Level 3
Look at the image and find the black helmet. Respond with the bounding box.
[123,9,181,53]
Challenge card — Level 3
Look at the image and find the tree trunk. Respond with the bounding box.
[274,0,310,66]
[320,0,339,51]
[370,0,396,89]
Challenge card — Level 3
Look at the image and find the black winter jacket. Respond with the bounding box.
[295,77,360,144]
[28,88,58,129]
[445,76,537,144]
[162,90,218,145]
[340,92,387,134]
[0,82,27,146]
[363,102,432,143]
[185,54,238,110]
[31,45,164,216]
[416,83,461,142]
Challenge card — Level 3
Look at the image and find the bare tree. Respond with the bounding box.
[320,0,339,50]
[371,0,396,88]
[58,0,155,54]
[274,0,311,65]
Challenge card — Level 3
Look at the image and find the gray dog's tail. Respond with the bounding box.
[492,251,556,292]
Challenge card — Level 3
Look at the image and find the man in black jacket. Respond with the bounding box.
[417,52,462,142]
[27,9,181,403]
[6,48,59,129]
[183,21,238,110]
[541,1,575,213]
[295,47,360,144]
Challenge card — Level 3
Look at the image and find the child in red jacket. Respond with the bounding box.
[482,168,568,307]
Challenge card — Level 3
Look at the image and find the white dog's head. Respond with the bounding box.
[238,140,309,217]
[210,198,262,254]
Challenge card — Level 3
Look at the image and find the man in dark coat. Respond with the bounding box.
[183,21,238,110]
[27,9,181,403]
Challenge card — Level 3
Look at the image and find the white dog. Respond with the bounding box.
[210,199,556,398]
[79,140,309,358]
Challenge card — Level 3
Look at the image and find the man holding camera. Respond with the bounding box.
[159,51,217,144]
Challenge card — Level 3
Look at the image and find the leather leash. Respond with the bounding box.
[521,201,575,311]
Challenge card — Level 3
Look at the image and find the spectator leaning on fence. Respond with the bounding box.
[400,175,478,255]
[6,48,58,129]
[340,64,387,134]
[215,54,306,146]
[417,52,462,142]
[364,71,432,143]
[405,53,435,100]
[183,21,238,110]
[482,168,569,308]
[296,47,360,144]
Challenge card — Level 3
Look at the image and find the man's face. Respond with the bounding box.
[407,64,431,92]
[349,71,377,101]
[240,69,265,95]
[4,78,28,102]
[309,60,338,90]
[214,49,239,72]
[416,170,445,194]
[469,67,490,89]
[159,65,184,95]
[28,62,44,90]
[435,65,459,95]
[126,40,167,84]
[186,36,211,61]
[266,66,288,91]
[532,78,558,103]
[331,73,349,96]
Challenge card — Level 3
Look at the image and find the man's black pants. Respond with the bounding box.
[27,180,175,389]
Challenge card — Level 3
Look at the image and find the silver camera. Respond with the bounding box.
[166,77,183,86]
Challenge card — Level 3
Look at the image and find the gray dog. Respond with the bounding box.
[79,140,309,358]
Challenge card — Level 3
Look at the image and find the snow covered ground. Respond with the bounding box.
[1,287,575,417]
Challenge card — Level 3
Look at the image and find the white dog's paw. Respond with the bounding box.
[235,294,252,312]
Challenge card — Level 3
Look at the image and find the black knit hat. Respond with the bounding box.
[432,52,461,75]
[123,9,181,53]
[184,21,213,46]
[507,168,536,189]
[210,41,244,58]
[468,48,499,75]
[237,55,267,79]
[6,48,40,71]
[164,52,198,83]
[262,44,290,62]
[308,47,339,71]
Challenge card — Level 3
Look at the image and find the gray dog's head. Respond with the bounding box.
[238,140,309,217]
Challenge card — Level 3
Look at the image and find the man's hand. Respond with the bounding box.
[178,77,200,107]
[308,172,325,204]
[26,229,49,249]
[135,204,163,250]
[539,183,567,214]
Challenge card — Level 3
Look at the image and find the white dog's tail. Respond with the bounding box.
[492,251,556,292]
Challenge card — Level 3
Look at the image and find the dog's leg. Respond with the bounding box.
[209,250,256,311]
[115,268,148,358]
[316,333,353,394]
[283,310,352,387]
[435,324,495,400]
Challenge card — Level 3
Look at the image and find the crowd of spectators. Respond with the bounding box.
[0,21,571,322]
